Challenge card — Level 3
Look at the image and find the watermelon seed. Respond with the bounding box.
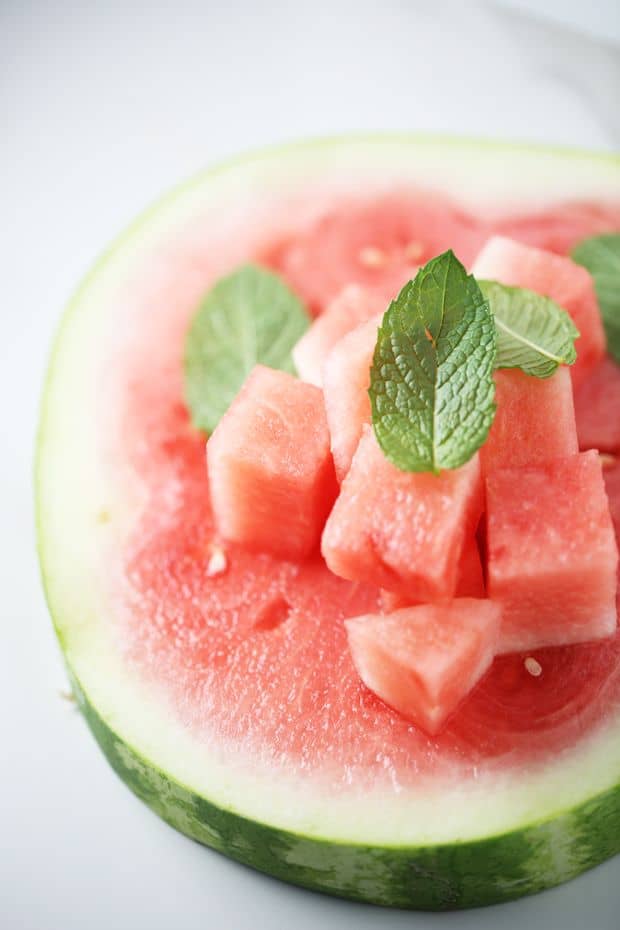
[524,657,542,677]
[600,453,616,470]
[404,240,424,262]
[358,246,387,268]
[253,597,291,632]
[206,544,228,577]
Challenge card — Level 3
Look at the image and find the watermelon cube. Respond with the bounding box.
[480,368,578,475]
[323,313,383,482]
[575,357,620,453]
[322,427,483,600]
[207,365,337,559]
[472,236,605,387]
[487,451,618,653]
[380,536,485,612]
[345,599,501,734]
[292,285,388,386]
[603,458,620,545]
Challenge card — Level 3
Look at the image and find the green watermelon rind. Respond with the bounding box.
[36,135,620,910]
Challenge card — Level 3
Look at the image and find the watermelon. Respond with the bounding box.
[472,235,606,387]
[292,285,388,386]
[322,312,382,482]
[322,427,483,601]
[575,357,620,453]
[345,600,501,734]
[37,138,620,910]
[487,451,618,653]
[379,537,485,612]
[603,458,620,545]
[207,365,336,559]
[480,367,578,475]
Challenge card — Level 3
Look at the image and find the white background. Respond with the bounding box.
[2,2,619,928]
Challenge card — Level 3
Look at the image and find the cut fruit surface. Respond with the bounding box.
[472,235,605,387]
[480,368,578,475]
[36,137,620,910]
[207,365,336,558]
[380,537,485,612]
[322,428,483,600]
[323,313,382,482]
[487,451,618,653]
[575,357,620,453]
[292,285,389,386]
[346,600,501,734]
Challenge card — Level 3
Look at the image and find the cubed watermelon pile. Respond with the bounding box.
[207,236,619,735]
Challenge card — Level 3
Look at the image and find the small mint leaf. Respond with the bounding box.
[369,251,496,474]
[184,265,310,433]
[572,233,620,364]
[479,280,578,379]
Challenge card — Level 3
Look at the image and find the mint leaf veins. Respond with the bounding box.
[184,264,310,433]
[572,233,620,364]
[369,250,496,474]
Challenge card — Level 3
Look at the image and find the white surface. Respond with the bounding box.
[1,2,619,929]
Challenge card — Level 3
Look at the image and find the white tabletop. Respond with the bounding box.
[2,2,619,928]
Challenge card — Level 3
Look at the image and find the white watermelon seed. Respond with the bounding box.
[207,544,228,577]
[524,657,542,677]
[359,246,387,268]
[404,240,424,261]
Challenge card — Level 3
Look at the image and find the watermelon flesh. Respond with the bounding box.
[322,427,483,601]
[322,313,382,482]
[207,365,337,559]
[480,367,578,475]
[380,537,485,612]
[575,357,620,453]
[292,285,389,386]
[472,235,605,388]
[487,451,618,653]
[345,600,501,735]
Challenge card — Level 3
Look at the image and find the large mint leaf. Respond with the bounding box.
[572,233,620,364]
[369,251,496,474]
[184,264,310,433]
[479,280,578,378]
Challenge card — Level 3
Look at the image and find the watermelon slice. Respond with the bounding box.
[345,600,501,734]
[575,357,620,453]
[322,427,483,601]
[472,235,606,387]
[480,368,578,475]
[207,365,336,559]
[487,451,618,653]
[603,457,620,544]
[37,138,620,910]
[379,537,485,612]
[322,312,382,482]
[292,285,389,386]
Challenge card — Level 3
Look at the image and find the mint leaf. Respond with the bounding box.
[572,234,620,364]
[184,265,310,433]
[479,280,578,378]
[369,251,496,474]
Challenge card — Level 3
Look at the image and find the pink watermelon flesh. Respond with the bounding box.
[480,368,578,476]
[472,236,605,388]
[487,451,618,653]
[575,357,620,453]
[322,313,382,482]
[322,427,483,601]
[207,365,337,559]
[292,285,390,387]
[117,191,620,787]
[603,458,620,545]
[345,600,501,734]
[380,537,485,612]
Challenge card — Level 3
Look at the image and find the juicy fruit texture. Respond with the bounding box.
[480,368,578,475]
[322,428,483,600]
[472,236,605,387]
[575,357,620,453]
[604,459,620,545]
[323,313,382,481]
[487,451,618,653]
[380,538,485,612]
[345,600,501,734]
[207,365,336,558]
[292,285,388,386]
[263,193,484,315]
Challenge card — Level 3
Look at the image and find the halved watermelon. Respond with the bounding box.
[472,235,605,387]
[37,137,620,910]
[480,367,578,475]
